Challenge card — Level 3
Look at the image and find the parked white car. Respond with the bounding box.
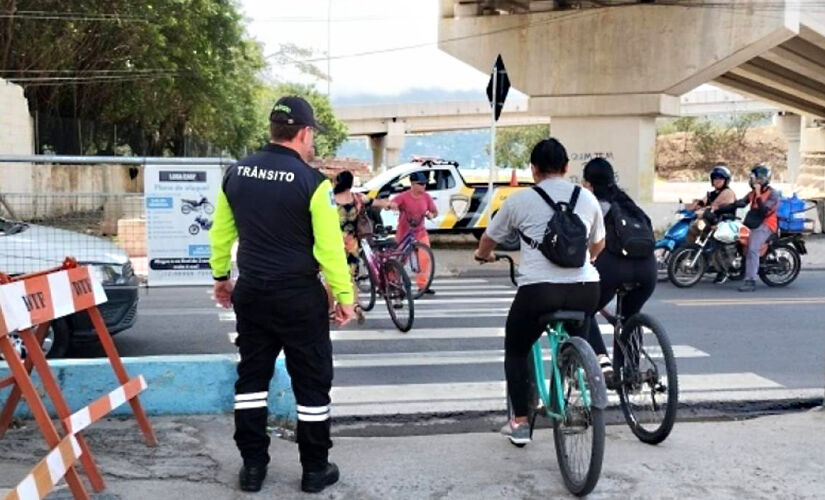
[0,218,139,358]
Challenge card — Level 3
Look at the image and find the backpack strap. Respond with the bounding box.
[531,186,560,210]
[568,185,581,211]
[517,229,540,249]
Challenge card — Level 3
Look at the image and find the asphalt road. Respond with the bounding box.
[69,267,825,415]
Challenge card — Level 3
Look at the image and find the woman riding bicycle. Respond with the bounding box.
[332,170,393,321]
[474,138,606,445]
[582,158,657,386]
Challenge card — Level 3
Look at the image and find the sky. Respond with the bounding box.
[240,0,498,102]
[240,0,717,104]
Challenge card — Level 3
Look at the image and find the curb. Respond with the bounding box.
[0,354,295,420]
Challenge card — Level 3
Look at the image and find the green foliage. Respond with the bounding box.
[486,125,550,169]
[256,82,348,158]
[2,0,266,157]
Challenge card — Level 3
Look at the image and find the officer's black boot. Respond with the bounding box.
[301,462,339,493]
[239,464,267,492]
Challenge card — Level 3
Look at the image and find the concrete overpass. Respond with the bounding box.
[335,88,780,170]
[438,0,825,200]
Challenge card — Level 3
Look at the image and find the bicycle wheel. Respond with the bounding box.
[614,313,678,445]
[552,337,605,497]
[355,250,372,293]
[357,264,376,312]
[383,259,414,332]
[404,242,435,299]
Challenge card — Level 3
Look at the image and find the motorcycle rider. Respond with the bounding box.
[720,165,779,292]
[686,165,737,283]
[686,165,736,242]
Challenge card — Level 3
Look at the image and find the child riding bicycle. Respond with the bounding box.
[392,171,438,295]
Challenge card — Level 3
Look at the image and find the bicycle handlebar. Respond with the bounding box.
[474,254,517,287]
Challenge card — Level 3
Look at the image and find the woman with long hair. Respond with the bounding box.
[582,158,657,382]
[331,170,393,321]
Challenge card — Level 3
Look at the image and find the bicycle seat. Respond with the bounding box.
[539,310,586,327]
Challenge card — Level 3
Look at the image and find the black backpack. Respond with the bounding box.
[518,186,588,268]
[605,199,655,258]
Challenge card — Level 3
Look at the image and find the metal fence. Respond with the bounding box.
[0,155,233,283]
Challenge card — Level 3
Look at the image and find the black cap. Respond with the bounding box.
[269,96,323,130]
[410,172,428,184]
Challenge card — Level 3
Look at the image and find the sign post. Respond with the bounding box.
[486,54,511,222]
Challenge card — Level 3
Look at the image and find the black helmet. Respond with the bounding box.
[749,164,771,188]
[710,165,731,188]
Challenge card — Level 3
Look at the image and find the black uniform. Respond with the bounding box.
[210,143,352,472]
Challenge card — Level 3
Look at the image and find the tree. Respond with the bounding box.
[486,125,550,169]
[256,82,348,158]
[1,0,265,157]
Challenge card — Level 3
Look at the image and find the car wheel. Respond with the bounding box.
[0,320,71,360]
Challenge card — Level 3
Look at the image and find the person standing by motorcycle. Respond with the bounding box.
[722,165,779,292]
[686,165,736,245]
[582,158,657,384]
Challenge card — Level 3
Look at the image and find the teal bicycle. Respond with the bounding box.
[484,255,607,497]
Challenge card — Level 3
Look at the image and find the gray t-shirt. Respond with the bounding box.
[487,178,606,286]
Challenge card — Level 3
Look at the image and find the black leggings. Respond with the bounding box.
[588,251,657,356]
[505,281,600,417]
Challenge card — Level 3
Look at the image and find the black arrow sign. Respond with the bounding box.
[486,54,510,122]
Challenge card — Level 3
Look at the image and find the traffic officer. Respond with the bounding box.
[209,96,355,494]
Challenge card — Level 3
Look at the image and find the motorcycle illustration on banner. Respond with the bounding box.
[189,216,213,235]
[181,195,214,215]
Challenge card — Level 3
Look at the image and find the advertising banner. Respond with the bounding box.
[144,165,222,286]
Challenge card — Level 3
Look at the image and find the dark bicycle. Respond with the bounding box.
[600,285,679,444]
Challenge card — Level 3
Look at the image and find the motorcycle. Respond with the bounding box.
[181,195,214,215]
[667,212,805,288]
[189,216,213,235]
[654,201,696,281]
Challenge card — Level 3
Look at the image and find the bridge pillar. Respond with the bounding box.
[797,121,825,232]
[775,112,802,184]
[368,134,386,172]
[531,95,678,202]
[385,120,406,169]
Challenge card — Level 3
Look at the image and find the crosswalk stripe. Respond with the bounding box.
[332,324,624,340]
[332,345,708,368]
[330,372,786,416]
[665,297,825,307]
[415,290,516,297]
[427,279,491,285]
[331,387,824,417]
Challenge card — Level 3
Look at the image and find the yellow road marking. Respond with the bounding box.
[665,297,825,307]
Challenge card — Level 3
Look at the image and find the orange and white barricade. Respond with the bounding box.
[0,258,156,500]
[3,434,82,500]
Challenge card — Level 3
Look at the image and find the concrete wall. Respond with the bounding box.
[0,78,34,193]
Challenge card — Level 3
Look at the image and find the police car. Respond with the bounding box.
[357,158,533,250]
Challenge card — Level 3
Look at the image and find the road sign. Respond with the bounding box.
[486,54,510,122]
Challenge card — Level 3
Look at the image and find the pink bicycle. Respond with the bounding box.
[357,225,415,332]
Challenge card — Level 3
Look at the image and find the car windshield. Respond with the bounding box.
[362,169,405,191]
[0,217,29,236]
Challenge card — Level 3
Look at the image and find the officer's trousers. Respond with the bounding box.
[231,275,333,472]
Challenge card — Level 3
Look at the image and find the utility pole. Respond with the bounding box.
[327,0,332,96]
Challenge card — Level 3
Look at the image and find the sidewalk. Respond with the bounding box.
[2,409,823,499]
